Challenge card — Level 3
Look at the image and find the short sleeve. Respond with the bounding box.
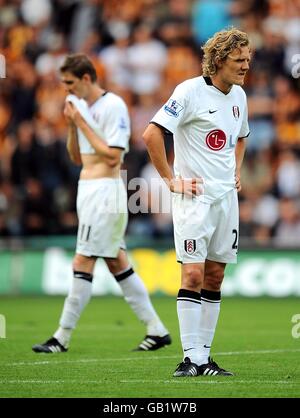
[103,99,130,151]
[238,95,250,139]
[150,83,189,134]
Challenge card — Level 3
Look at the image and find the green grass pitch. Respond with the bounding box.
[0,296,300,398]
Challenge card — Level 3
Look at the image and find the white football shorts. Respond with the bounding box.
[76,178,128,258]
[172,188,239,264]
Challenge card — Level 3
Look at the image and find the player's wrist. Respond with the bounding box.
[168,178,179,193]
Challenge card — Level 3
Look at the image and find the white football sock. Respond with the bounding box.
[54,271,93,347]
[177,289,202,365]
[115,267,168,337]
[197,289,221,365]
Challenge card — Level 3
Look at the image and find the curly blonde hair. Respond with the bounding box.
[202,28,250,77]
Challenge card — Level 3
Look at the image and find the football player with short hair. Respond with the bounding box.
[32,54,170,354]
[143,28,251,377]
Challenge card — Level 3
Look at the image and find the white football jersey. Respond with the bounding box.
[151,76,250,203]
[67,92,130,156]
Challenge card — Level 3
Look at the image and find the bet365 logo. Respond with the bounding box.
[291,314,300,338]
[0,314,6,338]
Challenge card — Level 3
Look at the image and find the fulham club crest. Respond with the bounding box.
[184,239,196,255]
[232,106,240,120]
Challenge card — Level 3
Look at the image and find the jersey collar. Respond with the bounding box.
[203,76,232,96]
[89,91,108,108]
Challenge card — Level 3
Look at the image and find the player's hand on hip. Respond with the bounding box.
[169,177,203,197]
[235,173,242,192]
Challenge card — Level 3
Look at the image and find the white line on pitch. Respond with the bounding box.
[119,379,296,385]
[0,379,296,386]
[3,348,300,367]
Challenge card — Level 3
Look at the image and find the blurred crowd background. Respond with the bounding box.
[0,0,300,248]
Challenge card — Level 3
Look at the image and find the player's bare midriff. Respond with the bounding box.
[80,154,121,179]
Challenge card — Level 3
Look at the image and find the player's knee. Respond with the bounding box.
[182,266,203,290]
[106,259,120,274]
[72,255,93,273]
[72,259,81,272]
[204,269,224,291]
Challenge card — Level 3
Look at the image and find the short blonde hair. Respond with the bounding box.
[202,28,250,77]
